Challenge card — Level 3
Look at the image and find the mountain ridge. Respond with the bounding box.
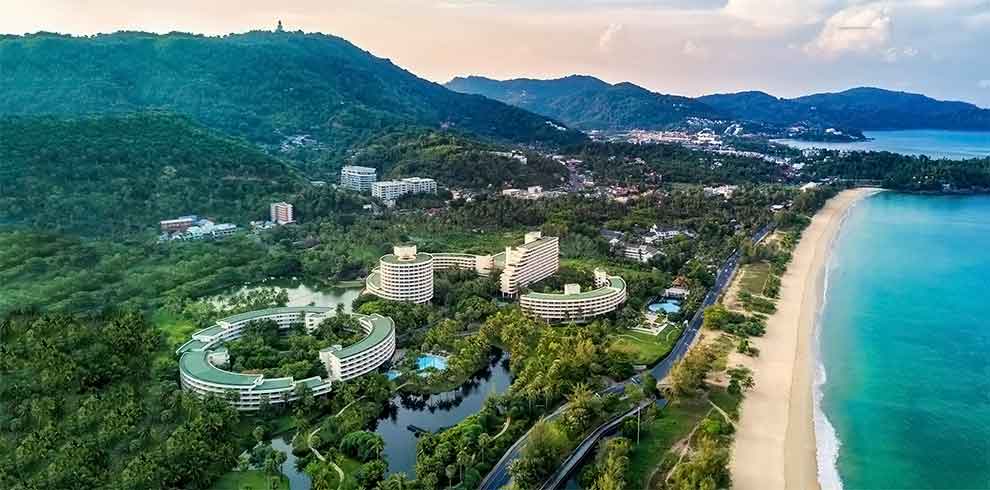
[446,75,723,130]
[0,31,586,174]
[448,75,990,133]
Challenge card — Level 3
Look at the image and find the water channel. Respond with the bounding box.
[232,282,513,485]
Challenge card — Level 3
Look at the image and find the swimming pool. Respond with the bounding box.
[648,299,681,314]
[417,354,448,371]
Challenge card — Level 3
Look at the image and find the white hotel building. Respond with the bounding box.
[365,245,435,304]
[176,307,395,411]
[499,231,560,296]
[340,165,378,192]
[520,269,627,323]
[371,177,437,201]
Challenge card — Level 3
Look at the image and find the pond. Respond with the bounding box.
[374,350,513,477]
[270,435,311,490]
[227,280,363,312]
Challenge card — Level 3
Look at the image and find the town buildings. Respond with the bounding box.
[371,177,437,202]
[159,216,238,242]
[340,165,378,192]
[160,215,198,233]
[270,202,294,225]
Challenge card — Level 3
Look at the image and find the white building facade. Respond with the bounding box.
[365,245,435,303]
[176,307,395,411]
[499,231,560,296]
[340,165,378,192]
[520,269,627,323]
[371,177,437,201]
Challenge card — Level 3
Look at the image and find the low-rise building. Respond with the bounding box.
[623,244,660,263]
[371,177,437,201]
[160,215,198,233]
[340,165,378,192]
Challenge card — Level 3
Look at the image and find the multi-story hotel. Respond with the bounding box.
[176,307,395,411]
[365,232,560,303]
[499,231,560,296]
[340,165,378,192]
[520,269,627,323]
[365,245,435,304]
[270,202,294,225]
[319,314,396,381]
[371,177,437,201]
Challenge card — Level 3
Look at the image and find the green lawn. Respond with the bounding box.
[610,325,685,365]
[625,396,713,489]
[738,262,771,296]
[152,309,199,348]
[210,471,289,490]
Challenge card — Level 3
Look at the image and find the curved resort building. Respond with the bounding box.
[520,269,627,323]
[499,231,560,296]
[366,245,435,304]
[176,307,395,411]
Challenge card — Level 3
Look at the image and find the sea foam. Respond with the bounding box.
[814,219,845,490]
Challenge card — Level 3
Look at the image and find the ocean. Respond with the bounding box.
[776,130,990,160]
[817,192,990,489]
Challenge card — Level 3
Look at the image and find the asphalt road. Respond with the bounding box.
[478,224,773,490]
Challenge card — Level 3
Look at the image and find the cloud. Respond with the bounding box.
[806,3,893,58]
[980,80,990,89]
[598,22,623,52]
[883,45,919,62]
[682,40,711,58]
[722,0,837,28]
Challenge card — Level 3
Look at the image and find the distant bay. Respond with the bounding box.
[817,193,990,489]
[776,130,990,160]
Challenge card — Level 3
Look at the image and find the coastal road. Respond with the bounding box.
[478,224,773,490]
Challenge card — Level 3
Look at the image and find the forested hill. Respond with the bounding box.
[446,75,723,130]
[0,113,304,235]
[699,87,990,131]
[0,32,585,161]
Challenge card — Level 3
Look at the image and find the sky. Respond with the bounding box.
[3,0,990,107]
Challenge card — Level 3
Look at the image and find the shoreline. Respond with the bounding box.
[729,188,881,490]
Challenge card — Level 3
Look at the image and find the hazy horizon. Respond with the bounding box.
[4,0,989,107]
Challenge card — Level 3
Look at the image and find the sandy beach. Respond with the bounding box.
[729,188,880,490]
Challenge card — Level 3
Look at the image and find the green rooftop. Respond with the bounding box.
[180,350,261,387]
[323,314,395,359]
[380,252,433,265]
[255,377,294,391]
[218,306,332,325]
[523,275,626,301]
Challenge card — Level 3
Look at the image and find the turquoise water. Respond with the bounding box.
[417,354,448,371]
[818,193,990,489]
[777,130,990,160]
[647,299,682,314]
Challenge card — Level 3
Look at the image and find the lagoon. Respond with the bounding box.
[776,129,990,160]
[818,193,990,489]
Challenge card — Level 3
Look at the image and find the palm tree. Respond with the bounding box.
[477,432,492,463]
[445,464,457,489]
[457,449,471,483]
